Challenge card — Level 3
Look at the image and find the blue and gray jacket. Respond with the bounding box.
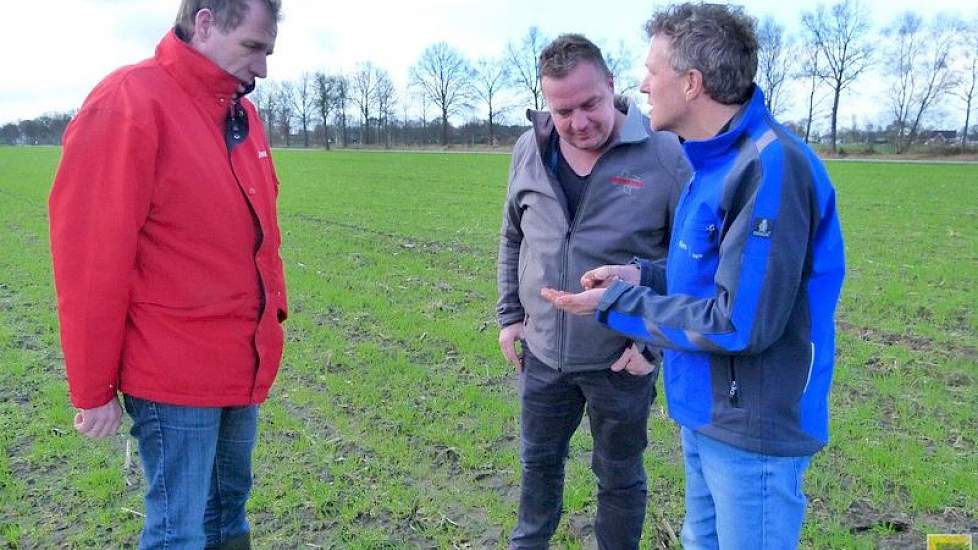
[596,87,845,456]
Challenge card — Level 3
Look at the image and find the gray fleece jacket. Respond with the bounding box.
[496,98,690,371]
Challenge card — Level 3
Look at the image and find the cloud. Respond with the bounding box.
[3,0,975,124]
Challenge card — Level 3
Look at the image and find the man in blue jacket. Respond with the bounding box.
[544,4,845,549]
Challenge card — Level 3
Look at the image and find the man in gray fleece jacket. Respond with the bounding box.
[496,34,689,549]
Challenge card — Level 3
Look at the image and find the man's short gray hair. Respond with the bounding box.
[645,3,758,104]
[539,34,612,80]
[174,0,281,42]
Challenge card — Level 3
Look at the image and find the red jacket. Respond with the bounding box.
[49,31,287,409]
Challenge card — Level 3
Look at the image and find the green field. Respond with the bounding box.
[0,147,975,549]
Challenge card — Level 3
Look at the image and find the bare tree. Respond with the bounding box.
[276,81,295,148]
[333,75,350,147]
[887,13,919,148]
[252,80,276,146]
[604,40,640,95]
[375,70,397,149]
[1,123,18,145]
[412,89,431,145]
[18,119,42,145]
[507,27,548,110]
[801,0,874,153]
[798,43,826,144]
[313,71,344,150]
[952,16,978,148]
[885,13,959,153]
[473,57,510,146]
[757,17,795,116]
[350,62,381,145]
[290,72,314,148]
[410,42,473,146]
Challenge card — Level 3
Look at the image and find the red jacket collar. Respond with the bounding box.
[156,30,241,120]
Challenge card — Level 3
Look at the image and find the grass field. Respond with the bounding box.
[0,146,975,549]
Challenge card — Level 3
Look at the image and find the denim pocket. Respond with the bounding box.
[608,368,653,391]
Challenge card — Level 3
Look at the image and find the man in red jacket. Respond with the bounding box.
[48,1,287,548]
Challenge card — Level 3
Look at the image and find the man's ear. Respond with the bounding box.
[684,69,705,102]
[193,8,217,42]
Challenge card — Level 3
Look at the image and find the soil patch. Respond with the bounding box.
[838,320,978,361]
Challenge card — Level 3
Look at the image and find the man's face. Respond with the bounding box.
[640,35,687,134]
[194,0,277,89]
[542,62,616,151]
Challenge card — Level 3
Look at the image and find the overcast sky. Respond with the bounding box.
[2,0,975,130]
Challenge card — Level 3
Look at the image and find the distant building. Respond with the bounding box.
[924,130,957,144]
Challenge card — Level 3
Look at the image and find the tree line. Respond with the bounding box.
[3,1,978,154]
[245,28,641,150]
[1,113,72,148]
[763,1,978,153]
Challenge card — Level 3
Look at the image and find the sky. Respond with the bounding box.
[2,0,975,130]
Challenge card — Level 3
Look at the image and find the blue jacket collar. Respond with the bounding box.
[682,85,766,170]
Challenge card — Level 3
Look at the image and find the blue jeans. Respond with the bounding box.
[510,348,655,550]
[680,427,812,550]
[124,395,258,549]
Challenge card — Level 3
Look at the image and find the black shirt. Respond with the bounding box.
[555,142,591,221]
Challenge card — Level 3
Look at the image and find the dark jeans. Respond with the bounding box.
[124,395,258,550]
[510,347,656,550]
